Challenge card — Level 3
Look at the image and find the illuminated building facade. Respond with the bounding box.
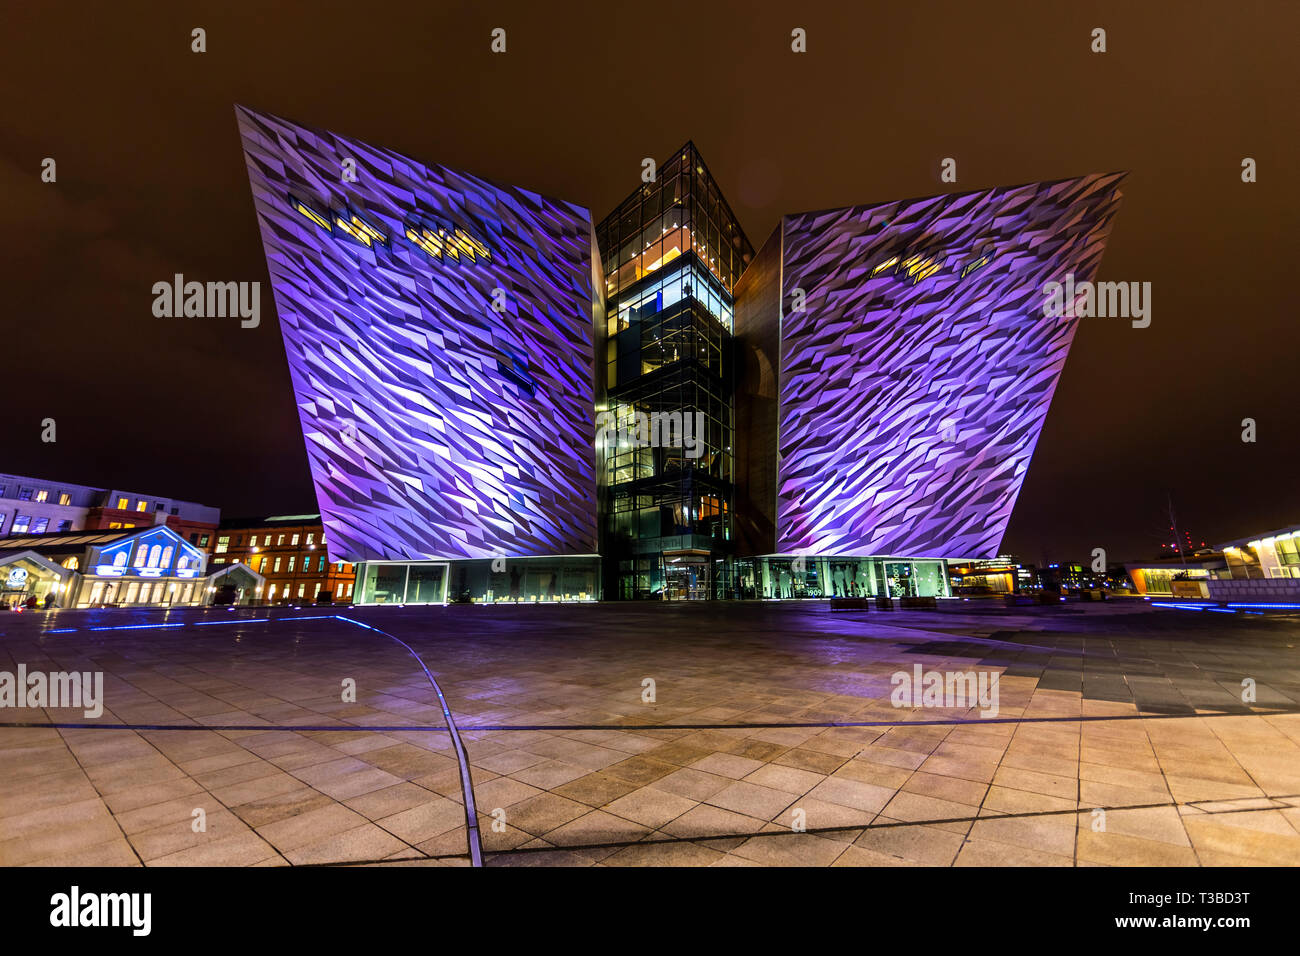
[212,514,357,605]
[0,472,219,541]
[0,525,218,608]
[733,174,1125,599]
[595,144,752,599]
[237,106,601,604]
[238,107,1125,602]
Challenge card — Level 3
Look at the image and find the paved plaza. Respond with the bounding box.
[1,601,1299,867]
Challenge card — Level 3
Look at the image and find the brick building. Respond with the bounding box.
[212,514,356,604]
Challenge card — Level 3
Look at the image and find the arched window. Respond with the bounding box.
[113,551,127,568]
[133,544,148,568]
[148,545,162,568]
[160,547,174,569]
[62,556,79,570]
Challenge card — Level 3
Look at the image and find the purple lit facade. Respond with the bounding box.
[237,108,1123,601]
[735,174,1125,564]
[236,107,599,567]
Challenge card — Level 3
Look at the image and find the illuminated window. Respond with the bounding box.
[215,536,229,554]
[62,557,79,570]
[287,556,296,572]
[291,534,300,546]
[58,492,71,505]
[12,515,30,532]
[405,219,490,263]
[273,557,282,573]
[306,533,314,546]
[32,517,49,534]
[335,209,388,249]
[870,256,899,278]
[898,254,942,284]
[449,228,489,261]
[249,535,258,548]
[297,584,306,598]
[137,500,149,512]
[116,497,129,510]
[961,252,993,278]
[406,224,447,259]
[34,490,48,503]
[291,195,332,231]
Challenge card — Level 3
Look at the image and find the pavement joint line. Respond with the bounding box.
[293,791,1300,866]
[477,790,1300,859]
[304,852,471,868]
[6,609,1297,867]
[3,706,1298,734]
[330,615,484,868]
[0,722,456,732]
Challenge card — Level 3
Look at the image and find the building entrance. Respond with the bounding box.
[664,558,710,600]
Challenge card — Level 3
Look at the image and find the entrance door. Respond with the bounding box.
[665,559,710,600]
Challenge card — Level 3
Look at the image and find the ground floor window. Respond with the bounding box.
[356,557,600,605]
[747,556,951,600]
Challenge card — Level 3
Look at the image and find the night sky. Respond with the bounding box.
[4,1,1295,563]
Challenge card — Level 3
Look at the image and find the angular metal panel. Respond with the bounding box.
[776,174,1124,558]
[236,107,598,561]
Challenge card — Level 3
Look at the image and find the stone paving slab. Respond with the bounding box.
[1,602,1298,866]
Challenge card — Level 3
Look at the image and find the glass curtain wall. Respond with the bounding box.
[357,558,600,604]
[596,143,754,600]
[750,557,951,600]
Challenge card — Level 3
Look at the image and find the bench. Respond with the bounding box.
[829,597,870,611]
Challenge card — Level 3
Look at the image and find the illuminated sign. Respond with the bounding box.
[5,567,28,589]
